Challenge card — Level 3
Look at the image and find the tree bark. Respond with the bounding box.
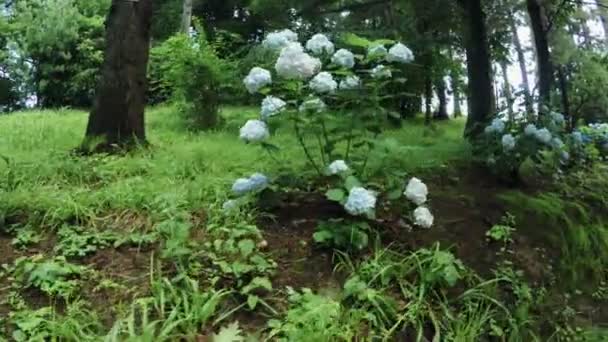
[181,0,193,33]
[83,0,153,151]
[597,0,608,47]
[509,14,534,114]
[424,74,433,125]
[556,65,572,131]
[434,77,449,120]
[457,0,496,137]
[526,0,553,111]
[500,60,514,121]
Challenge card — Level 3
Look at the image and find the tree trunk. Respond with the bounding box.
[181,0,193,33]
[434,77,449,120]
[510,14,534,114]
[597,0,608,46]
[556,65,572,131]
[527,0,553,111]
[500,60,514,122]
[424,75,433,125]
[457,0,496,137]
[83,0,153,151]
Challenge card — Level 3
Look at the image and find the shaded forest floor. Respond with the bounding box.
[0,107,607,340]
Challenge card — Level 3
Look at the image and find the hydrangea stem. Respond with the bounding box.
[293,115,323,176]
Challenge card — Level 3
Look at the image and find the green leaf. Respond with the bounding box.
[247,295,259,310]
[212,321,245,342]
[237,239,255,257]
[344,176,362,191]
[242,276,273,294]
[325,188,345,202]
[313,230,334,244]
[387,188,403,200]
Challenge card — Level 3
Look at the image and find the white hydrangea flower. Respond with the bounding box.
[339,75,361,90]
[560,151,570,162]
[534,128,552,144]
[331,49,355,69]
[550,112,565,125]
[249,173,269,190]
[306,34,335,55]
[239,120,270,142]
[309,72,337,94]
[231,173,269,196]
[502,134,516,151]
[414,207,434,229]
[275,42,322,80]
[386,43,414,63]
[262,29,298,50]
[344,187,377,216]
[551,137,565,149]
[299,97,326,113]
[222,200,240,212]
[261,96,286,120]
[371,65,392,79]
[404,177,428,206]
[524,124,538,136]
[368,44,387,57]
[244,67,272,94]
[232,178,254,195]
[328,160,349,175]
[572,131,583,144]
[484,118,505,134]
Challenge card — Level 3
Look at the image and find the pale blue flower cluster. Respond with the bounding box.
[232,173,269,196]
[306,34,335,55]
[344,187,377,216]
[484,118,505,134]
[502,134,516,151]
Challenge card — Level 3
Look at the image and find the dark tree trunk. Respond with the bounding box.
[500,60,515,121]
[83,0,153,151]
[510,14,534,114]
[527,0,553,111]
[448,48,463,118]
[424,75,433,125]
[556,66,572,130]
[457,0,495,137]
[181,0,193,33]
[597,0,608,47]
[434,77,449,120]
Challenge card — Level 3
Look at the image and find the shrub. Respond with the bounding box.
[148,28,234,129]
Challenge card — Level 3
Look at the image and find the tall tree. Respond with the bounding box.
[597,0,608,46]
[500,60,515,120]
[434,77,449,120]
[457,0,496,137]
[527,0,553,110]
[181,0,193,33]
[83,0,153,150]
[509,13,534,113]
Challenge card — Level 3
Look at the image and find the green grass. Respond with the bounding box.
[0,106,606,341]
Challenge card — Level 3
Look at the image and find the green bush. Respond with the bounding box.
[149,30,235,130]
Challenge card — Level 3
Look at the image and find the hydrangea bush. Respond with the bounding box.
[478,112,607,179]
[227,30,433,250]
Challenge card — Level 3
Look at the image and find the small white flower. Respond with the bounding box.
[244,67,272,94]
[231,173,269,196]
[331,49,355,69]
[262,29,298,50]
[299,97,326,113]
[524,124,538,136]
[502,134,516,151]
[551,137,565,149]
[275,42,322,80]
[339,75,361,90]
[534,128,552,145]
[414,207,434,229]
[222,200,240,212]
[261,96,286,120]
[305,34,335,55]
[368,44,387,57]
[560,151,570,162]
[404,177,428,206]
[232,178,254,195]
[550,112,565,125]
[239,119,270,142]
[328,160,349,175]
[309,72,337,94]
[386,43,414,63]
[485,118,505,134]
[371,65,392,79]
[249,173,269,190]
[344,187,377,216]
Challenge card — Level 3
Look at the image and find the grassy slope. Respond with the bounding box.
[0,107,606,340]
